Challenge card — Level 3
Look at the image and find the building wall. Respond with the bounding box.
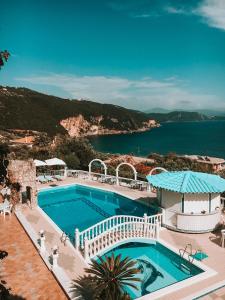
[184,193,220,213]
[7,160,37,206]
[161,190,182,227]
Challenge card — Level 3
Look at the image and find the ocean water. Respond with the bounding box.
[103,242,203,299]
[88,120,225,158]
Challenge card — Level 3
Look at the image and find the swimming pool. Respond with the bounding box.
[103,242,204,299]
[38,184,157,240]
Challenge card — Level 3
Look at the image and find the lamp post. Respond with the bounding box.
[52,245,59,269]
[39,229,46,253]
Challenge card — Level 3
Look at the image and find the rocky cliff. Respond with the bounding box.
[60,114,159,137]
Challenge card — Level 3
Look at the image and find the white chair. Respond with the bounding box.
[1,203,12,218]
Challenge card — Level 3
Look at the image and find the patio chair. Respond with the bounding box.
[0,199,10,212]
[2,203,13,218]
[37,176,48,184]
[54,175,63,181]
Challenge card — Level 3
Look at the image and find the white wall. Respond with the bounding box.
[211,193,220,211]
[184,193,220,213]
[161,190,182,227]
[160,190,221,229]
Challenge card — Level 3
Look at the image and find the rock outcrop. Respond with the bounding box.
[60,115,159,137]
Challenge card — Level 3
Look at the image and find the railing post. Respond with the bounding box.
[143,213,148,236]
[84,237,89,260]
[161,208,166,226]
[75,228,80,250]
[156,219,160,240]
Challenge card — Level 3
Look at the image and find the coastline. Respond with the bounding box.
[88,120,225,159]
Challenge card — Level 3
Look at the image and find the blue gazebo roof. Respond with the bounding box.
[146,171,225,193]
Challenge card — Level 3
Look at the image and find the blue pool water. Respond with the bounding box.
[38,184,157,239]
[103,242,204,299]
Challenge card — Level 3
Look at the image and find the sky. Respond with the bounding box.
[1,0,225,111]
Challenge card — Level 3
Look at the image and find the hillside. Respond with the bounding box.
[0,86,156,136]
[147,111,210,122]
[0,86,220,138]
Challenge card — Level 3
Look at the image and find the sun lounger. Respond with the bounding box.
[45,175,56,182]
[54,175,63,181]
[37,176,48,183]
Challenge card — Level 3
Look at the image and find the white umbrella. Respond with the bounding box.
[45,158,66,166]
[34,159,47,167]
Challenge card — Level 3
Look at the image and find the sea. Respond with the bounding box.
[88,120,225,158]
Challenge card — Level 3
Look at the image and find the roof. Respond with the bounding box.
[34,159,47,167]
[13,136,35,144]
[146,171,225,193]
[184,155,225,165]
[45,158,66,166]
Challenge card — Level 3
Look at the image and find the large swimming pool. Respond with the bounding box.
[38,184,157,240]
[103,242,204,299]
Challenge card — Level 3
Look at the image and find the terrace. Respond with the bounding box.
[1,159,225,299]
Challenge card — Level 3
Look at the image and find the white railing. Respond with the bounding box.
[84,220,159,260]
[67,169,150,191]
[75,213,162,259]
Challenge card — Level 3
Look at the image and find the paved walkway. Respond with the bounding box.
[0,215,68,300]
[158,229,225,300]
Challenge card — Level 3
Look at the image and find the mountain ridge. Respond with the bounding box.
[0,86,222,138]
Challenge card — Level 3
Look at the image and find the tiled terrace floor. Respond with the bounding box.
[200,286,225,299]
[0,215,68,300]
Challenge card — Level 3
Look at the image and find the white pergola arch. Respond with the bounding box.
[116,162,137,185]
[148,167,167,192]
[148,167,168,176]
[88,159,107,177]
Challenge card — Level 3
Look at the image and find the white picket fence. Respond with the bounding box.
[75,213,162,260]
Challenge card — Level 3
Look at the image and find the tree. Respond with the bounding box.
[71,254,140,300]
[0,50,10,70]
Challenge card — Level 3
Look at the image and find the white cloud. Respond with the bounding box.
[194,0,225,31]
[166,0,225,31]
[16,73,224,111]
[165,6,187,15]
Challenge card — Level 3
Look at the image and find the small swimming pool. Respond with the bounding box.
[103,242,204,299]
[38,184,157,239]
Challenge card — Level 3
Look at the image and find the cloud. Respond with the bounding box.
[194,0,225,31]
[16,73,224,111]
[132,13,156,18]
[165,6,187,15]
[165,0,225,31]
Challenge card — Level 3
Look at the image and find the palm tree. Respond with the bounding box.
[71,253,140,300]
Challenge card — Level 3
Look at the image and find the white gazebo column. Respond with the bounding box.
[64,166,68,178]
[88,163,91,180]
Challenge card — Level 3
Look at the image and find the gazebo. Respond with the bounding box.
[45,158,67,177]
[147,171,225,233]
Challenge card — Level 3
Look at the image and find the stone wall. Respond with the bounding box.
[7,160,37,206]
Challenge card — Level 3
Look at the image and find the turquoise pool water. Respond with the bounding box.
[103,242,204,299]
[38,184,157,240]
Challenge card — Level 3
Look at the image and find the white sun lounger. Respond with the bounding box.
[45,175,56,182]
[54,175,63,181]
[37,176,48,183]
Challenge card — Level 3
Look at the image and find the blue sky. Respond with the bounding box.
[1,0,225,110]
